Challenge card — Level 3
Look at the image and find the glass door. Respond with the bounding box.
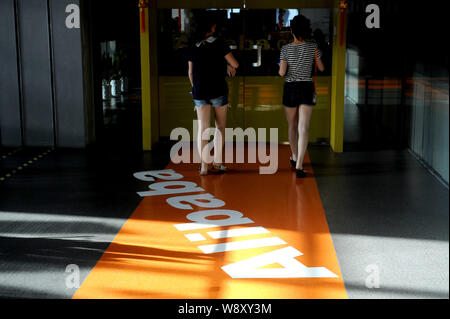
[235,8,333,143]
[156,7,333,143]
[157,8,245,138]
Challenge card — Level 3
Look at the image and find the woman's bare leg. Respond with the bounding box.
[296,104,314,170]
[196,105,211,174]
[284,106,299,161]
[213,104,227,165]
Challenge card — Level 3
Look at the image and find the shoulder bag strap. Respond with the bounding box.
[314,48,318,91]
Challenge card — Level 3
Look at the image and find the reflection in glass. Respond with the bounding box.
[158,8,333,76]
[157,8,334,144]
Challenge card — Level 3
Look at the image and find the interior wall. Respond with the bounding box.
[0,0,22,147]
[0,0,89,148]
[344,0,449,184]
[408,63,449,184]
[18,0,55,147]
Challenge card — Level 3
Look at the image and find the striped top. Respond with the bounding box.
[280,42,322,82]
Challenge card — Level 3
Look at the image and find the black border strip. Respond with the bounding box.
[46,0,57,148]
[13,0,24,147]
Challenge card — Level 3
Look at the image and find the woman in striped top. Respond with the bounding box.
[279,15,325,178]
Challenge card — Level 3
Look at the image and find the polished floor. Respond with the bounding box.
[0,143,448,299]
[73,145,346,299]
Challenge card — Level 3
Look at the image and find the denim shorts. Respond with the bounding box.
[194,95,228,107]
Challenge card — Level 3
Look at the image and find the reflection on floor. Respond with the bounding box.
[99,88,143,152]
[344,97,407,151]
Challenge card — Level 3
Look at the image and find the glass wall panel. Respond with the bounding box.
[344,0,449,184]
[407,64,449,183]
[157,8,334,143]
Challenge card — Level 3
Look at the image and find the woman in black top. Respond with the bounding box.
[279,15,325,178]
[187,18,239,175]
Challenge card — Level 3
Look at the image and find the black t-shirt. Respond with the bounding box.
[186,37,231,100]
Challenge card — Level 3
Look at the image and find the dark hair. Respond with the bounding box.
[290,15,312,40]
[193,15,217,41]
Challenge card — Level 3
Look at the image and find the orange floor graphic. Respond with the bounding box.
[73,145,347,299]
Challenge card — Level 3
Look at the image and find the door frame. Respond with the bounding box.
[139,0,346,152]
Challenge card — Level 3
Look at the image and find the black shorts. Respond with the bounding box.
[282,81,316,108]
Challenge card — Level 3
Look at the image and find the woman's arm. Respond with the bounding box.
[227,64,237,77]
[279,60,288,77]
[225,52,239,69]
[317,57,325,72]
[188,61,194,87]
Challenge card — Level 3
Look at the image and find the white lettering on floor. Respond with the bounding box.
[135,169,338,279]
